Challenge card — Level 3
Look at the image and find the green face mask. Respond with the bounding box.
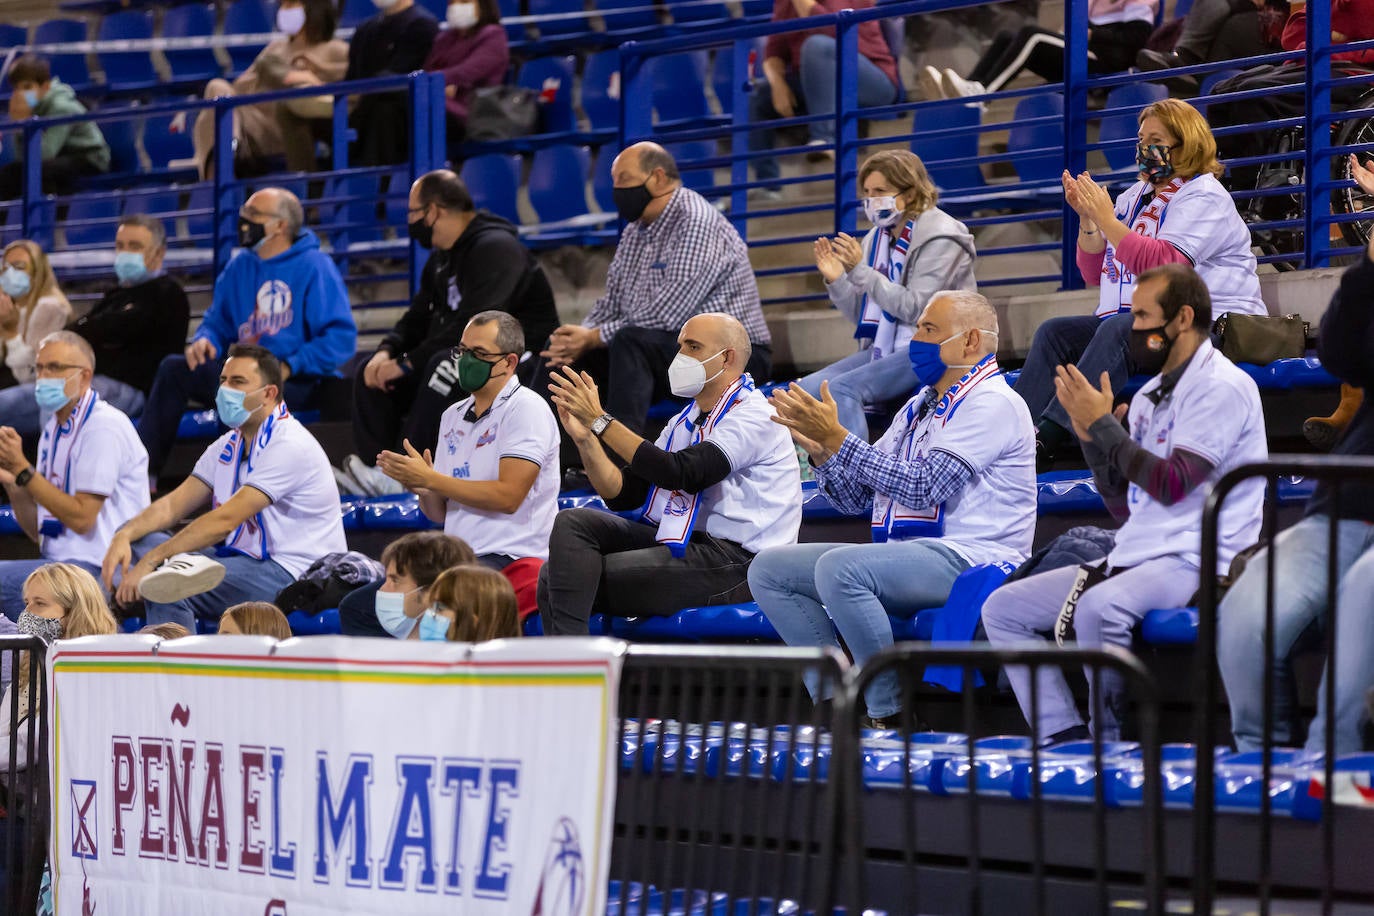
[456,351,503,394]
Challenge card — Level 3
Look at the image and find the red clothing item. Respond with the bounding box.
[1282,0,1374,66]
[1076,232,1189,287]
[763,0,898,89]
[423,23,510,122]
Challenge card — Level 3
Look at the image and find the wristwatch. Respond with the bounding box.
[13,466,34,488]
[590,414,614,438]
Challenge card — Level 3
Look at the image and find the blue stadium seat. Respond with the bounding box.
[517,56,578,134]
[142,115,196,171]
[1036,469,1106,515]
[1139,607,1198,646]
[123,188,181,221]
[527,0,589,38]
[355,494,440,531]
[0,24,27,50]
[333,172,386,245]
[1215,749,1313,815]
[339,0,375,29]
[667,0,730,25]
[1099,83,1169,172]
[649,52,712,125]
[497,0,525,41]
[185,185,214,241]
[593,0,660,32]
[912,102,983,196]
[1193,68,1243,118]
[63,196,120,247]
[667,139,717,196]
[888,607,940,641]
[609,602,779,642]
[222,0,272,76]
[1007,92,1065,185]
[581,50,621,134]
[938,736,1036,798]
[177,407,320,439]
[1291,753,1374,821]
[460,153,522,224]
[287,607,342,635]
[98,11,161,93]
[33,19,93,92]
[99,117,143,178]
[863,733,971,793]
[592,148,617,214]
[527,143,591,223]
[1242,357,1338,390]
[163,4,222,85]
[0,505,19,536]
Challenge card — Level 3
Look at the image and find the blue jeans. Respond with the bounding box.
[748,539,968,717]
[1218,516,1374,756]
[0,374,146,440]
[144,552,296,633]
[796,349,917,441]
[1013,313,1133,428]
[748,34,899,181]
[982,556,1199,741]
[0,559,102,621]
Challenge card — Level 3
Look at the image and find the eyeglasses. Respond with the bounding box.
[33,362,85,375]
[451,344,513,362]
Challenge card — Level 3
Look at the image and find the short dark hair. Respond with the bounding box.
[414,170,475,213]
[637,145,681,182]
[226,343,283,392]
[118,213,166,250]
[1136,263,1213,330]
[380,532,477,589]
[468,310,525,356]
[8,56,51,87]
[475,0,502,28]
[301,0,338,43]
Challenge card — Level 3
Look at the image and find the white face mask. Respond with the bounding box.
[372,0,399,9]
[447,1,478,28]
[276,5,307,35]
[667,349,726,399]
[862,195,901,228]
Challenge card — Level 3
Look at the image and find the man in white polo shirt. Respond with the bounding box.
[751,290,1036,729]
[982,264,1267,744]
[0,331,150,619]
[540,312,802,636]
[377,309,560,567]
[102,344,347,633]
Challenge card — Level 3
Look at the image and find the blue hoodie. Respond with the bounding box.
[193,230,357,377]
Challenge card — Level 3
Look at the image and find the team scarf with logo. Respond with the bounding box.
[1098,174,1189,317]
[854,219,915,360]
[641,374,753,557]
[220,401,290,560]
[35,388,99,539]
[871,354,1000,542]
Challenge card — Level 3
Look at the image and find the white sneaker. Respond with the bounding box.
[748,186,784,203]
[333,463,364,496]
[139,553,226,604]
[941,69,986,99]
[918,64,945,100]
[805,138,834,162]
[343,454,405,497]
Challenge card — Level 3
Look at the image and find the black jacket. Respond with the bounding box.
[378,212,560,370]
[1306,252,1374,523]
[71,274,190,393]
[345,4,438,80]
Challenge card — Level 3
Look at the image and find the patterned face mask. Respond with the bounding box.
[1136,143,1176,183]
[17,611,63,644]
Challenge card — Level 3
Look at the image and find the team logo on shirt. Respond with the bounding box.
[663,491,691,517]
[443,427,466,455]
[218,440,236,464]
[447,277,462,311]
[240,279,294,340]
[475,426,498,447]
[452,462,471,479]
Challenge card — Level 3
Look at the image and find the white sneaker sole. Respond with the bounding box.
[139,561,227,604]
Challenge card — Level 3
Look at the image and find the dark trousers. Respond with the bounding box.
[136,353,323,475]
[350,93,409,167]
[339,553,516,638]
[970,20,1152,91]
[1174,0,1272,62]
[537,508,756,636]
[0,153,104,201]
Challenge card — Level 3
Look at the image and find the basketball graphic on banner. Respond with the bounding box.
[532,817,586,916]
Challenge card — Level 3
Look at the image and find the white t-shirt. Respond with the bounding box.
[1097,174,1266,318]
[649,385,802,555]
[433,377,560,560]
[191,404,346,577]
[1109,340,1268,573]
[873,361,1037,567]
[36,390,150,569]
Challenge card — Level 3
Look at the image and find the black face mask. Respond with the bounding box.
[612,182,654,222]
[237,217,268,250]
[407,213,435,249]
[1128,323,1174,375]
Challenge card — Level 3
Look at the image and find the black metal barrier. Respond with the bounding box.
[844,643,1165,916]
[1194,456,1374,915]
[613,645,848,915]
[0,635,50,915]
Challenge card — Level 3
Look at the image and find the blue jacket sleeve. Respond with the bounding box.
[191,259,241,353]
[282,254,357,377]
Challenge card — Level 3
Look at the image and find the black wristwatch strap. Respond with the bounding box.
[14,467,34,488]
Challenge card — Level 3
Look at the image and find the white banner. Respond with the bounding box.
[47,635,624,916]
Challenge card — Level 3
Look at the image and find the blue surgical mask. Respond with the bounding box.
[0,266,31,298]
[375,588,420,639]
[21,89,39,110]
[34,375,76,412]
[417,607,451,642]
[908,333,975,388]
[113,251,148,285]
[214,384,265,429]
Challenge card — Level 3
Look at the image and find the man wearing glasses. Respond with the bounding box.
[338,169,558,497]
[135,186,356,487]
[0,332,150,619]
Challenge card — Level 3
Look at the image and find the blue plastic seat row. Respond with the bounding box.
[0,506,18,537]
[1003,358,1337,394]
[1037,470,1317,516]
[177,408,321,439]
[604,882,805,916]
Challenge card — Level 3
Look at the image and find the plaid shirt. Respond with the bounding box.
[815,390,973,516]
[583,187,771,345]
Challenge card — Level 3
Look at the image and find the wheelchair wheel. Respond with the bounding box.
[1333,100,1374,251]
[1243,128,1306,272]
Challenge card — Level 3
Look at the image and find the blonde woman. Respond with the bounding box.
[798,149,977,439]
[412,563,519,643]
[219,601,292,639]
[0,239,71,389]
[4,563,117,772]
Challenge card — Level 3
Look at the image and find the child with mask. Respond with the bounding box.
[0,239,71,390]
[356,531,475,639]
[0,55,109,200]
[796,150,977,441]
[423,0,510,151]
[409,564,520,642]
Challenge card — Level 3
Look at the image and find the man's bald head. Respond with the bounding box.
[681,313,751,372]
[247,187,304,237]
[614,142,680,184]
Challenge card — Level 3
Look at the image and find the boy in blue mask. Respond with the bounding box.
[0,56,109,200]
